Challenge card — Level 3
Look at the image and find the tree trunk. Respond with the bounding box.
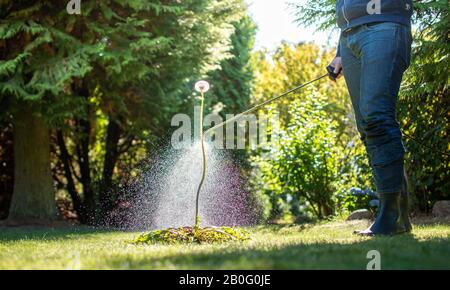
[0,120,14,220]
[100,118,121,212]
[76,118,95,222]
[73,86,96,223]
[8,104,57,220]
[56,130,84,221]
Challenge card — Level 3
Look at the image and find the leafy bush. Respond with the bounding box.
[252,93,340,219]
[249,43,374,221]
[399,1,450,212]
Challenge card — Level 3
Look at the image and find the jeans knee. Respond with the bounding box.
[360,115,400,141]
[361,116,405,166]
[361,117,383,137]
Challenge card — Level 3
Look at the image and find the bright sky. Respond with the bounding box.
[247,0,340,51]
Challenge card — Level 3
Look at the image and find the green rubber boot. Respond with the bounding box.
[355,192,406,236]
[400,173,413,232]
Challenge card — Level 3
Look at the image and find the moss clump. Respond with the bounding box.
[131,226,251,244]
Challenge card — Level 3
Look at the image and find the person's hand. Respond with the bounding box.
[329,57,343,79]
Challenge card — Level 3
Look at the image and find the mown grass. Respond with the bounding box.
[0,219,449,270]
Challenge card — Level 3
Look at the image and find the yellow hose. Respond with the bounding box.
[194,90,206,230]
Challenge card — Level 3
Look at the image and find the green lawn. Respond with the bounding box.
[0,219,449,270]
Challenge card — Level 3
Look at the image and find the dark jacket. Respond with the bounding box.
[337,0,413,30]
[336,0,413,56]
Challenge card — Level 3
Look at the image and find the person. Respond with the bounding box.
[329,0,414,236]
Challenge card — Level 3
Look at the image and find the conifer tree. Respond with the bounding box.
[0,0,246,221]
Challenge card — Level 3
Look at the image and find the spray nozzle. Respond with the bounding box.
[195,80,210,93]
[326,65,341,82]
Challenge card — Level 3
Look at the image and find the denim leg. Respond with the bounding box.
[341,22,412,194]
[340,34,366,142]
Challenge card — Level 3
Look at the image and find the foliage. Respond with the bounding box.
[203,15,257,163]
[250,43,372,221]
[132,226,251,244]
[291,0,337,31]
[206,16,256,117]
[253,94,339,219]
[0,0,250,222]
[399,0,450,211]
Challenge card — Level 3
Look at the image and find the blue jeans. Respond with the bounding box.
[340,22,412,194]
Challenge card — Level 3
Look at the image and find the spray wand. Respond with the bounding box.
[194,80,210,230]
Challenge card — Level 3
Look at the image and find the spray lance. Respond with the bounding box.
[192,66,340,229]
